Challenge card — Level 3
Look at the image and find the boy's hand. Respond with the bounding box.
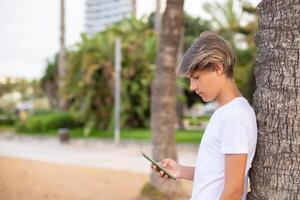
[150,158,181,181]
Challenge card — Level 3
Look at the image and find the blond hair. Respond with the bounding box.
[176,31,236,78]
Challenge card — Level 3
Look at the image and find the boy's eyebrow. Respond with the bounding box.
[190,72,200,78]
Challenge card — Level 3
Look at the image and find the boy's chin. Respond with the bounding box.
[200,95,215,103]
[202,99,212,103]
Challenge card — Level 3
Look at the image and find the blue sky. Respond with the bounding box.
[0,0,259,80]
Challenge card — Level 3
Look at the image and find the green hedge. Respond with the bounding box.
[27,115,44,132]
[0,114,16,125]
[42,112,77,131]
[16,112,79,133]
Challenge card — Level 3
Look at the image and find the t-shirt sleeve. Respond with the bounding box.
[219,110,249,154]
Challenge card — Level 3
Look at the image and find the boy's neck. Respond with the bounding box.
[215,78,242,107]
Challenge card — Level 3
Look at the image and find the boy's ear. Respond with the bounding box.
[215,63,225,75]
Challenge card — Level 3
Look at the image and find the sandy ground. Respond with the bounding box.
[0,132,196,200]
[0,132,198,173]
[0,156,193,200]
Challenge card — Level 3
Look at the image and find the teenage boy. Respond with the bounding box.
[151,31,257,200]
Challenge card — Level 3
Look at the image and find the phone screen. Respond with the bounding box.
[141,151,176,180]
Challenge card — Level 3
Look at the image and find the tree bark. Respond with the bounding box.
[248,0,300,199]
[176,27,185,130]
[42,80,59,108]
[150,0,185,199]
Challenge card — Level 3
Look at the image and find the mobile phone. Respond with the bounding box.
[141,151,176,180]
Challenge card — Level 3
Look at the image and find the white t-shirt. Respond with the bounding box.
[191,97,257,200]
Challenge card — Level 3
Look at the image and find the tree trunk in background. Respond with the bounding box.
[58,0,66,109]
[176,27,185,130]
[248,0,300,199]
[150,0,184,199]
[42,80,59,108]
[132,0,136,18]
[155,0,162,34]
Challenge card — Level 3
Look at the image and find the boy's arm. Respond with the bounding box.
[178,165,195,181]
[220,154,247,200]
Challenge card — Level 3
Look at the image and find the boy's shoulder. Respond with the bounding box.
[215,98,255,123]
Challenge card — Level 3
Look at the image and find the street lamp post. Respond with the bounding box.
[114,38,121,145]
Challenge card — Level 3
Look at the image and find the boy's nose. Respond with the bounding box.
[189,80,196,91]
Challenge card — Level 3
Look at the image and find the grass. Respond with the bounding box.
[0,124,204,143]
[0,124,15,132]
[186,115,211,126]
[121,129,204,143]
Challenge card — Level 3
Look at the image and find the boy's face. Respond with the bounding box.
[189,69,222,102]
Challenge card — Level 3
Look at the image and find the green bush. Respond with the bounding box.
[42,112,77,131]
[27,115,44,132]
[0,114,16,125]
[0,108,16,125]
[17,112,79,133]
[15,120,26,132]
[31,109,52,116]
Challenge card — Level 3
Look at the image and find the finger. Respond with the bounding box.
[162,173,171,182]
[151,166,158,173]
[161,162,167,168]
[162,174,169,181]
[151,165,155,171]
[162,173,167,179]
[152,165,160,172]
[151,164,156,170]
[160,170,165,177]
[161,159,171,168]
[151,165,160,174]
[163,158,174,167]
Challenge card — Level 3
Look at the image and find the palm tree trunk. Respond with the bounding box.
[248,0,300,199]
[132,0,136,18]
[58,0,66,109]
[176,27,185,130]
[155,0,162,34]
[150,0,185,199]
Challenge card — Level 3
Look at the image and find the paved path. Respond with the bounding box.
[0,132,199,173]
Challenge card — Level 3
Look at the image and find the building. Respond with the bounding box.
[85,0,136,34]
